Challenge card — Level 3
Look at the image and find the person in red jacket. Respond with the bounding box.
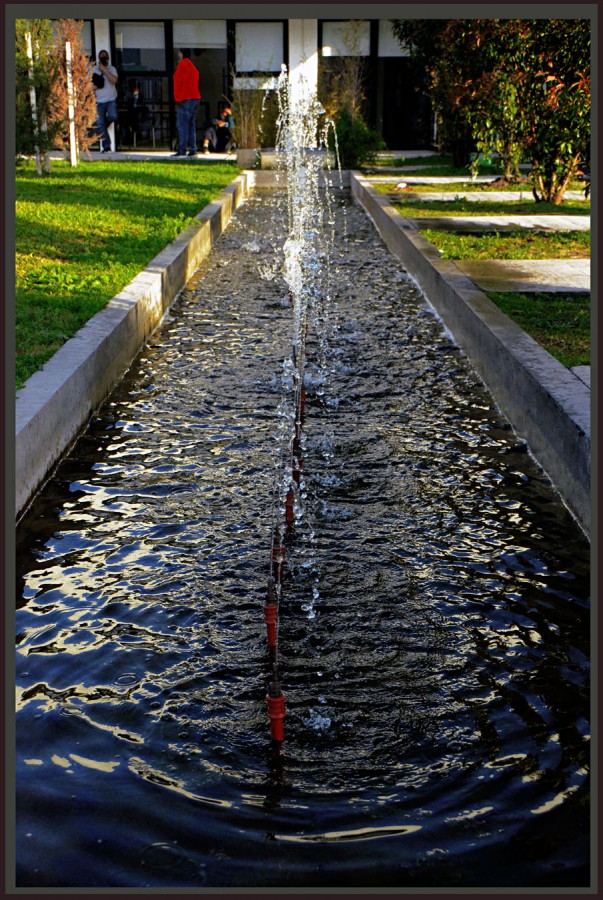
[172,48,201,157]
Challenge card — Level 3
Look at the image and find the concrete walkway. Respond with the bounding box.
[352,173,591,535]
[405,215,590,232]
[50,148,236,163]
[454,258,590,293]
[369,173,591,383]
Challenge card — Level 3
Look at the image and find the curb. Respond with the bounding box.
[351,173,590,537]
[15,172,254,520]
[16,169,591,538]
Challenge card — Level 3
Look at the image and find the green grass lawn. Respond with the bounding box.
[371,178,587,195]
[15,156,590,386]
[390,198,590,217]
[366,153,505,177]
[486,292,590,368]
[420,229,591,260]
[15,158,239,388]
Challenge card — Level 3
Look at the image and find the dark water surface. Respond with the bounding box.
[15,195,590,888]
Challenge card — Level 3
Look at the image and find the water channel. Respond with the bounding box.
[15,189,590,888]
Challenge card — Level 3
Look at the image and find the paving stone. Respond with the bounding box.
[455,259,590,293]
[406,215,590,232]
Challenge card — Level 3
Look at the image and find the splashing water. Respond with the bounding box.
[264,66,339,656]
[14,65,590,890]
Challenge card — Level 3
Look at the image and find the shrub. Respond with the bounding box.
[330,108,385,169]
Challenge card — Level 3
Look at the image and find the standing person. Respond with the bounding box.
[172,48,201,158]
[92,50,118,153]
[202,105,234,154]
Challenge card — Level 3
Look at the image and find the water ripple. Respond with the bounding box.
[15,195,590,888]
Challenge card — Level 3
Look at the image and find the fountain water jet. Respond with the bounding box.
[262,66,338,743]
[13,67,590,892]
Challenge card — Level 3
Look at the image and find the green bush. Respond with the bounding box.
[329,109,385,169]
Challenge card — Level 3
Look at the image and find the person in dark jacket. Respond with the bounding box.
[202,105,234,153]
[172,48,201,157]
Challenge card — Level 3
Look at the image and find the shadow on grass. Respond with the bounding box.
[15,160,239,221]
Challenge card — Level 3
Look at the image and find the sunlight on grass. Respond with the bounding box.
[486,291,590,368]
[390,198,590,217]
[421,229,590,260]
[15,158,239,388]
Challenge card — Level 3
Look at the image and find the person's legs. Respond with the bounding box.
[186,99,200,154]
[96,102,110,151]
[175,103,188,155]
[216,128,232,152]
[203,125,217,153]
[105,100,118,151]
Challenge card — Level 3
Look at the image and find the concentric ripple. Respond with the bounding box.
[15,195,590,889]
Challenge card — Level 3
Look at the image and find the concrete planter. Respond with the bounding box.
[236,148,258,168]
[350,173,590,537]
[259,149,336,170]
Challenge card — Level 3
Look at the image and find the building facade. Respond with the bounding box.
[78,17,433,151]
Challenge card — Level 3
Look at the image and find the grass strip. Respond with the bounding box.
[15,158,239,388]
[419,229,590,260]
[485,291,590,368]
[390,198,590,217]
[371,179,587,195]
[368,154,504,176]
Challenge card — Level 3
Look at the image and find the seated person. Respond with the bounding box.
[202,106,234,153]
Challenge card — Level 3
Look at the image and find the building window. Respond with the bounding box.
[321,21,370,57]
[172,20,229,118]
[50,19,93,59]
[173,19,227,49]
[378,20,408,57]
[80,20,93,58]
[235,21,284,73]
[114,21,166,72]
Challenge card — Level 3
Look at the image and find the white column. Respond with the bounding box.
[287,19,318,109]
[65,41,78,165]
[94,19,115,150]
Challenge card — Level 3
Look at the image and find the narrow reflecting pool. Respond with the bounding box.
[15,194,590,888]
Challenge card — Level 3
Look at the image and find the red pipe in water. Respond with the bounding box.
[266,682,286,742]
[263,603,277,648]
[285,489,295,525]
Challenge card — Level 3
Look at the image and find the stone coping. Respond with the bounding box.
[350,173,590,538]
[15,168,590,539]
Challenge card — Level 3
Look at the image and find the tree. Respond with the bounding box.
[391,20,477,167]
[49,19,98,160]
[514,20,590,203]
[16,18,61,166]
[459,20,531,181]
[391,18,591,203]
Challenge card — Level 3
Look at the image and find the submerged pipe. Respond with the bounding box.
[266,681,286,742]
[261,68,335,745]
[285,489,295,526]
[263,602,277,649]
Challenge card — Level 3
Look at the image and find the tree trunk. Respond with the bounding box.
[25,30,43,175]
[451,136,472,169]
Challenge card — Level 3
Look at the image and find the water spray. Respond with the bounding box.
[261,65,337,744]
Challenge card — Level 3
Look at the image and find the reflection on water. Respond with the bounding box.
[15,196,590,888]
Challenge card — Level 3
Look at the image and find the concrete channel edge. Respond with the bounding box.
[15,171,254,520]
[350,173,590,538]
[16,168,591,540]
